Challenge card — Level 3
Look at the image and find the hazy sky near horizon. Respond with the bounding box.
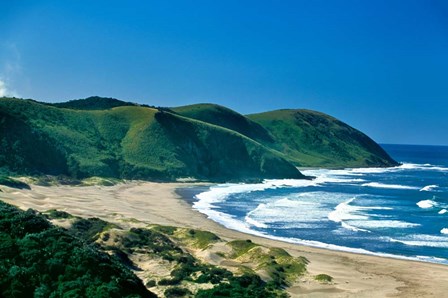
[1,1,447,145]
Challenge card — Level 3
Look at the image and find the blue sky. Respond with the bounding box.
[1,0,447,145]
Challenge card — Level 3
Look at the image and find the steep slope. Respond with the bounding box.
[172,103,274,144]
[0,98,304,181]
[247,109,398,168]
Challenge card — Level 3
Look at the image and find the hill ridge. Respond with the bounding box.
[0,96,397,181]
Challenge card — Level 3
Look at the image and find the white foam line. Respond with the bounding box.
[348,163,448,174]
[193,202,448,265]
[328,197,397,233]
[389,238,448,248]
[349,220,420,229]
[194,173,369,212]
[244,215,268,229]
[362,182,419,190]
[420,185,438,192]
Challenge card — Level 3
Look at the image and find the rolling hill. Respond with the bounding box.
[172,103,274,144]
[171,103,397,168]
[247,109,398,167]
[0,97,397,181]
[0,97,304,182]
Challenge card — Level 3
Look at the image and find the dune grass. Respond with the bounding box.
[314,273,333,283]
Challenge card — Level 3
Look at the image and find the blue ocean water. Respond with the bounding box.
[193,144,448,264]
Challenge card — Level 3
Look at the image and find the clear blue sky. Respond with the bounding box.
[1,0,447,145]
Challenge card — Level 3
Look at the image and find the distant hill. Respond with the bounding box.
[172,103,274,144]
[0,97,304,182]
[247,109,398,167]
[0,97,397,181]
[51,96,137,110]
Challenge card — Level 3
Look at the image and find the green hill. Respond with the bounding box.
[51,96,137,110]
[172,103,274,144]
[0,97,398,181]
[247,109,398,167]
[0,97,304,182]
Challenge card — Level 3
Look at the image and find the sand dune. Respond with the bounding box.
[1,181,447,297]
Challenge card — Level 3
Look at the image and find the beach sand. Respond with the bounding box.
[1,181,447,297]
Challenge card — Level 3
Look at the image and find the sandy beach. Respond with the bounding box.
[1,181,447,297]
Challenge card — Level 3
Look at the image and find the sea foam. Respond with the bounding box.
[245,197,328,228]
[416,199,437,209]
[361,182,418,190]
[348,163,448,174]
[390,234,448,248]
[327,197,395,233]
[420,185,438,192]
[192,156,448,266]
[348,220,420,229]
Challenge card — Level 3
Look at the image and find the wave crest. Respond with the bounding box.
[420,185,438,192]
[362,182,418,190]
[416,199,437,209]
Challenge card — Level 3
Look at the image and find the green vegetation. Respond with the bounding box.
[114,226,288,297]
[81,176,122,186]
[227,239,259,258]
[0,97,304,182]
[0,201,154,297]
[0,96,398,182]
[173,228,221,249]
[51,96,137,110]
[0,203,310,297]
[164,286,191,297]
[44,209,74,220]
[67,217,119,242]
[314,274,333,283]
[172,103,274,144]
[0,176,30,189]
[225,242,308,287]
[247,109,398,167]
[195,273,284,298]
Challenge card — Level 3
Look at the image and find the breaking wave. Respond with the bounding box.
[420,185,438,192]
[416,199,438,209]
[362,182,418,190]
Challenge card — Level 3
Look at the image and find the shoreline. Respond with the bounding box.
[177,185,448,266]
[1,181,448,297]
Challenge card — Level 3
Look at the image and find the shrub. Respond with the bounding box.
[314,274,333,283]
[164,286,191,297]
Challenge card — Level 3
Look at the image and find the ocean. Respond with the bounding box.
[190,144,448,264]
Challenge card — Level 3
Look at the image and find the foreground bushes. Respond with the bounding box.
[0,201,155,298]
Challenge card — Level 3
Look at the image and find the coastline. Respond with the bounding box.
[1,181,448,297]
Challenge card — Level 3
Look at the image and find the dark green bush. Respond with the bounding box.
[164,286,191,297]
[0,201,155,298]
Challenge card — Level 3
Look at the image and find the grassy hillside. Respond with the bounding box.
[248,109,398,167]
[0,97,304,182]
[0,97,397,180]
[0,201,154,297]
[172,103,274,144]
